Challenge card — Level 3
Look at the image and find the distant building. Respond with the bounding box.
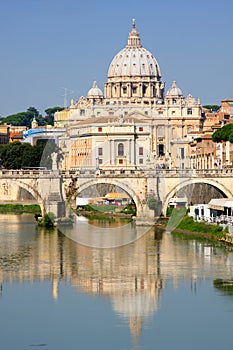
[23,125,66,146]
[0,125,10,144]
[218,99,233,121]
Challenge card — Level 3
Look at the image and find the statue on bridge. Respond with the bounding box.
[51,152,58,171]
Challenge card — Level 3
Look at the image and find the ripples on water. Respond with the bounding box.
[0,214,233,350]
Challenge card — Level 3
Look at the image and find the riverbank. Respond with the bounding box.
[0,203,41,214]
[76,209,133,220]
[157,213,233,246]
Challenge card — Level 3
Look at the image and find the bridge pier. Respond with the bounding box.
[44,200,66,218]
[134,204,156,226]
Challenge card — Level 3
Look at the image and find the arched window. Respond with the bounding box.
[118,143,124,156]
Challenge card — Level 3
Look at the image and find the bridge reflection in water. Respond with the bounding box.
[61,215,153,248]
[0,214,233,341]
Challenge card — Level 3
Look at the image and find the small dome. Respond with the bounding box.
[166,81,183,96]
[108,20,161,79]
[87,81,103,97]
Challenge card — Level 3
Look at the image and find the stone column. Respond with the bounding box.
[132,137,136,165]
[226,141,230,164]
[212,153,215,169]
[154,126,157,155]
[104,83,108,98]
[108,83,112,98]
[165,125,170,155]
[117,83,121,98]
[128,139,131,164]
[128,83,131,98]
[109,139,112,165]
[140,83,143,97]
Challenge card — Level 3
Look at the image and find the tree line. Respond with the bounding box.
[0,140,62,169]
[0,106,64,127]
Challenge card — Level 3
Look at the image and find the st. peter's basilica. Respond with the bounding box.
[54,20,203,171]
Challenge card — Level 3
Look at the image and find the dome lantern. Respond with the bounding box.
[127,19,142,48]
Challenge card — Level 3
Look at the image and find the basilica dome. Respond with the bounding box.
[108,20,161,79]
[104,20,164,103]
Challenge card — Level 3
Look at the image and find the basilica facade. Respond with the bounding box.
[55,20,203,171]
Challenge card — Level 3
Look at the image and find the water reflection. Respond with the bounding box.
[214,278,233,296]
[0,214,233,341]
[60,214,152,248]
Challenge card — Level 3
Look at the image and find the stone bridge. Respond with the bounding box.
[0,168,233,223]
[0,169,65,217]
[63,167,233,224]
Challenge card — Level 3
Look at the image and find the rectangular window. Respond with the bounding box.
[187,108,192,115]
[119,159,123,164]
[98,147,103,156]
[80,109,85,116]
[158,144,164,156]
[98,158,103,165]
[180,147,185,159]
[123,87,127,94]
[139,127,143,131]
[139,158,143,164]
[139,147,143,156]
[98,127,102,132]
[132,87,137,94]
[158,126,164,136]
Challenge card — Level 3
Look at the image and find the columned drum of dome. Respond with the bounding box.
[104,20,165,105]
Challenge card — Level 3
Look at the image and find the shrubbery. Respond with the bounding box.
[0,203,41,214]
[176,215,224,237]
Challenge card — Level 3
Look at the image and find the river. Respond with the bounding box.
[0,213,233,350]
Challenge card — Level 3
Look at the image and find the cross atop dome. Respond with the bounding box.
[132,18,136,29]
[127,19,142,47]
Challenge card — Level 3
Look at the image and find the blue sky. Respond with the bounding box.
[0,0,232,117]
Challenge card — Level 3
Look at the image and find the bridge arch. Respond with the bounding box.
[77,178,143,216]
[162,178,233,216]
[3,179,45,215]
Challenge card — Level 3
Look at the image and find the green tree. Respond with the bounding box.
[203,105,220,112]
[0,140,63,169]
[44,106,64,126]
[0,142,34,169]
[212,124,233,142]
[27,107,39,118]
[0,106,64,127]
[0,107,41,127]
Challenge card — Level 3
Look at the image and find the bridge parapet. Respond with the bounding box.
[0,169,59,178]
[61,168,233,179]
